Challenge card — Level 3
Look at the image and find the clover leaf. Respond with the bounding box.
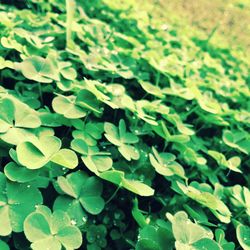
[71,138,113,175]
[76,89,101,113]
[184,205,216,227]
[71,120,103,146]
[136,221,174,250]
[4,162,40,183]
[138,80,164,98]
[15,55,60,83]
[236,224,250,250]
[52,89,101,119]
[207,150,242,173]
[59,61,77,81]
[167,211,220,250]
[215,229,235,250]
[52,94,88,119]
[163,113,194,136]
[24,205,82,250]
[176,182,231,223]
[149,147,186,179]
[53,171,105,225]
[121,96,158,125]
[86,224,107,249]
[0,172,43,236]
[16,136,78,169]
[104,119,140,161]
[0,240,9,250]
[222,130,250,155]
[0,97,41,145]
[229,185,250,216]
[152,121,190,144]
[99,169,154,196]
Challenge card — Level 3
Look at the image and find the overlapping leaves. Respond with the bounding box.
[0,0,249,249]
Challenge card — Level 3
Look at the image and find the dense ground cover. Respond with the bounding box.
[0,0,249,249]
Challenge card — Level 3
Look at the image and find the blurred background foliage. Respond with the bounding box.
[140,0,250,58]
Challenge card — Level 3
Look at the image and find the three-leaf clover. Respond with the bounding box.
[167,211,220,250]
[0,97,41,145]
[0,172,43,236]
[223,130,250,155]
[53,171,105,226]
[86,224,107,249]
[72,121,103,146]
[207,150,242,173]
[99,169,154,196]
[16,136,78,169]
[176,182,231,223]
[149,147,186,179]
[152,121,190,144]
[71,138,113,175]
[52,89,101,119]
[15,55,60,83]
[24,205,82,250]
[136,221,174,250]
[104,119,140,161]
[229,185,250,216]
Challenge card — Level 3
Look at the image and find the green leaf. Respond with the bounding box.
[76,89,101,114]
[16,56,60,83]
[0,240,10,250]
[51,149,78,169]
[52,95,87,119]
[149,147,186,179]
[0,206,12,236]
[100,170,154,196]
[24,212,51,242]
[0,173,43,235]
[192,238,221,250]
[59,62,77,80]
[16,136,78,169]
[237,224,250,250]
[167,211,220,249]
[138,80,164,98]
[223,130,249,154]
[4,162,39,183]
[104,120,140,161]
[71,139,112,175]
[0,97,41,144]
[229,185,250,216]
[54,171,105,218]
[168,211,213,245]
[177,182,231,223]
[57,226,82,249]
[24,205,82,250]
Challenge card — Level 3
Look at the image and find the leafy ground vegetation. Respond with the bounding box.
[0,0,250,249]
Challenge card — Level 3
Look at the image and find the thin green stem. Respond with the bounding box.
[105,186,120,205]
[155,70,161,87]
[66,0,76,49]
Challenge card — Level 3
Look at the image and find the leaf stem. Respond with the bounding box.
[105,186,120,205]
[66,0,76,49]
